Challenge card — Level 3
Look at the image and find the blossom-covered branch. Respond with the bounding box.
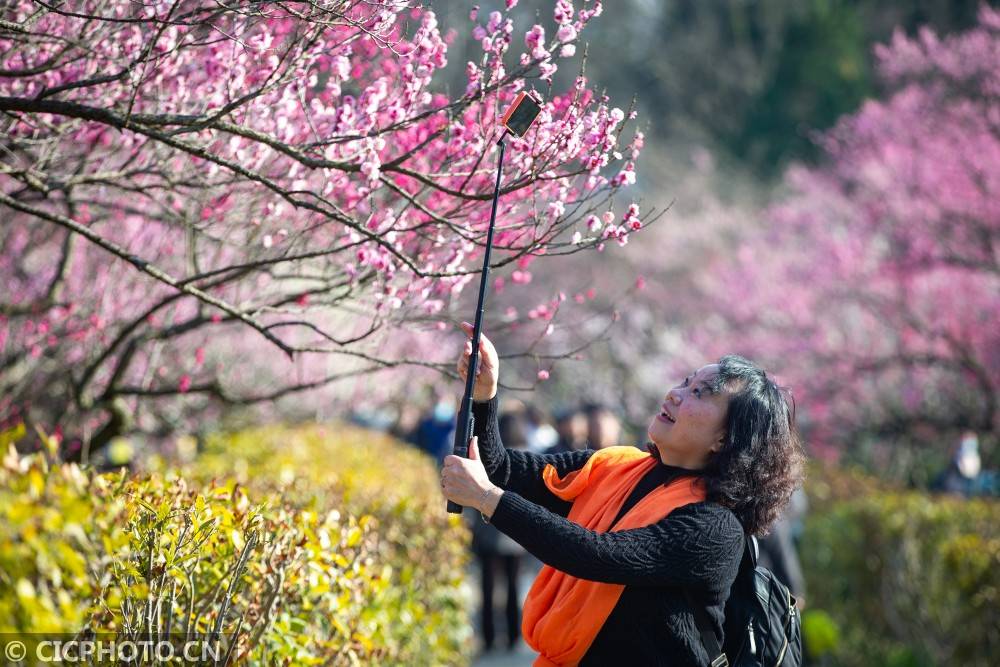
[1,0,649,446]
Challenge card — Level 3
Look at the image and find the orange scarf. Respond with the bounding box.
[521,446,707,667]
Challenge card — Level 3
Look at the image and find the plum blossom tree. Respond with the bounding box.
[0,0,648,453]
[692,6,1000,468]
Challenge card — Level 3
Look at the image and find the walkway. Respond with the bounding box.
[466,554,541,667]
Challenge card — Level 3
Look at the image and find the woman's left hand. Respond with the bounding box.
[441,436,498,512]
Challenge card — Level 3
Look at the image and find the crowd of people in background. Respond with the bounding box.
[370,388,630,466]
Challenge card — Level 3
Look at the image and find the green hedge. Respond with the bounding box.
[191,423,473,663]
[0,423,472,665]
[800,463,999,667]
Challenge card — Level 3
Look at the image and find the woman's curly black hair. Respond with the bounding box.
[701,354,807,536]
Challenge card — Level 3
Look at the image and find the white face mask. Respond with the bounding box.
[433,401,454,421]
[957,433,981,478]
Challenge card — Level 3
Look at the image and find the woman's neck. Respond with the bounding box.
[647,441,707,471]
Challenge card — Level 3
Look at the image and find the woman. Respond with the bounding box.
[441,322,806,666]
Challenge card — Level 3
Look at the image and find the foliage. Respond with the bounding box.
[800,466,1000,666]
[803,460,894,514]
[449,0,986,174]
[0,422,472,665]
[0,433,129,634]
[0,0,644,448]
[189,422,473,663]
[728,0,872,169]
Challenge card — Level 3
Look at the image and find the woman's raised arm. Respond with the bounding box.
[472,394,593,517]
[455,323,594,515]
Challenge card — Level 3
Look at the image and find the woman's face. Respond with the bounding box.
[646,363,729,469]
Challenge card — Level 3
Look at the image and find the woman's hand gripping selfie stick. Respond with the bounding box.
[447,92,542,514]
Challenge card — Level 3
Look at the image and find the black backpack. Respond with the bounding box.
[687,534,802,666]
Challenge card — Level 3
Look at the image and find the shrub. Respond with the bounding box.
[0,442,129,634]
[190,423,473,664]
[800,464,999,666]
[0,422,473,666]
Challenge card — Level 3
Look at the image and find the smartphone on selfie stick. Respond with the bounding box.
[447,91,543,515]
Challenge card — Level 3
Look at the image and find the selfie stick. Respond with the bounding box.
[447,92,541,515]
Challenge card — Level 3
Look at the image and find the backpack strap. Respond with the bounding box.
[686,534,757,667]
[688,595,727,666]
[746,533,759,567]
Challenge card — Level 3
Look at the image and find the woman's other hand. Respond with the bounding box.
[441,436,502,515]
[457,321,499,402]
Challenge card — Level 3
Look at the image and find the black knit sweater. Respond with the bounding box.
[473,395,745,666]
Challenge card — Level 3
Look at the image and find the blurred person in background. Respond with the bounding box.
[544,406,589,455]
[389,399,423,446]
[932,431,992,497]
[468,411,530,654]
[411,388,455,466]
[584,401,623,449]
[524,404,559,453]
